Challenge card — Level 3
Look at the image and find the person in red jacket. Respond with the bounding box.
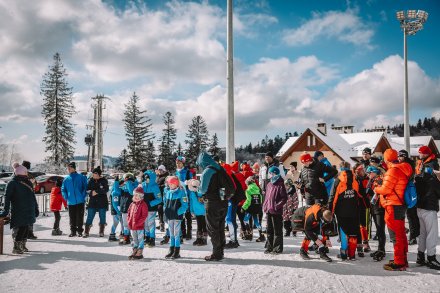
[374,148,413,271]
[50,178,67,236]
[127,185,149,260]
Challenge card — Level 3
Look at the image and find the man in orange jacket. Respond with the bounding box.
[374,149,413,271]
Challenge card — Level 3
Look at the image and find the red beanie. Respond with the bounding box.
[300,153,313,164]
[167,176,180,187]
[418,146,432,155]
[384,149,398,162]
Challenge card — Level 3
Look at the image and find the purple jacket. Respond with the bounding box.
[263,177,288,215]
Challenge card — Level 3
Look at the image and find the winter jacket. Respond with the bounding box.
[243,182,263,215]
[189,190,205,216]
[50,187,67,212]
[142,170,162,212]
[263,176,287,215]
[0,175,39,228]
[329,171,362,218]
[112,179,138,213]
[127,200,149,230]
[87,177,109,209]
[282,187,299,221]
[320,157,335,197]
[231,161,247,191]
[417,176,440,212]
[365,176,384,213]
[157,171,169,197]
[374,162,413,208]
[164,187,189,220]
[304,204,324,241]
[299,159,338,203]
[61,172,88,206]
[415,154,438,176]
[231,173,246,206]
[176,167,192,185]
[259,158,285,192]
[355,174,369,209]
[110,182,121,215]
[240,164,254,180]
[197,152,236,202]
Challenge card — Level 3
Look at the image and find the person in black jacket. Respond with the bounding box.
[197,152,235,261]
[156,165,168,232]
[296,153,338,206]
[84,166,109,238]
[0,163,39,254]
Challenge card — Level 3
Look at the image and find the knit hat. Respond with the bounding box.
[68,162,76,169]
[383,149,398,162]
[176,156,186,163]
[398,150,409,158]
[418,146,432,155]
[314,151,324,158]
[366,166,381,175]
[252,162,260,169]
[133,185,144,199]
[268,166,280,175]
[362,147,372,155]
[167,176,180,187]
[123,173,135,180]
[22,160,31,170]
[300,153,313,164]
[157,165,166,172]
[92,166,102,175]
[265,152,274,158]
[12,162,27,176]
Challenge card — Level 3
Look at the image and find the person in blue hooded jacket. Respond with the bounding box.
[175,156,193,240]
[109,177,123,242]
[163,176,188,259]
[61,162,88,237]
[314,151,335,197]
[187,179,207,246]
[142,170,162,247]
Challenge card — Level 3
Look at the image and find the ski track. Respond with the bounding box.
[0,211,439,292]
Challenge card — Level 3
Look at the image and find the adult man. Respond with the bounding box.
[397,149,418,245]
[297,153,338,206]
[197,152,235,261]
[314,151,335,197]
[360,147,372,169]
[175,156,193,240]
[374,149,412,271]
[414,145,440,269]
[61,162,88,237]
[259,152,285,194]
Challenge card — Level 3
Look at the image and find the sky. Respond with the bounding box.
[0,0,439,163]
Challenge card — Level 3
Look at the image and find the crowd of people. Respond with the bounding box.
[1,146,440,272]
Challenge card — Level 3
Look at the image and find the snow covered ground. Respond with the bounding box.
[1,211,439,293]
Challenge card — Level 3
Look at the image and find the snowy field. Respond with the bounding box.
[1,211,439,293]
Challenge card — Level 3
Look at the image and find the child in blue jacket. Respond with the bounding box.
[188,179,207,246]
[109,177,122,241]
[163,176,188,259]
[142,170,162,247]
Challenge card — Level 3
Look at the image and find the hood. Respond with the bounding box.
[231,161,240,173]
[197,152,219,170]
[241,163,252,173]
[144,170,157,182]
[222,163,233,175]
[247,182,260,194]
[394,161,413,178]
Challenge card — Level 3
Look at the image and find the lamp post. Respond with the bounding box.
[396,10,428,153]
[226,0,235,163]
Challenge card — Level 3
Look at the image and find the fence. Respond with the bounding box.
[36,193,51,216]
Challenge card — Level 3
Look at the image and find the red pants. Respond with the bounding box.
[384,205,408,265]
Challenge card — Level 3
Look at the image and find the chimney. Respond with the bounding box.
[317,123,327,135]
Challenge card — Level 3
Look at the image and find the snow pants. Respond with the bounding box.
[384,205,408,265]
[111,214,122,234]
[169,220,182,248]
[226,202,238,241]
[266,213,283,253]
[205,200,228,257]
[417,208,438,256]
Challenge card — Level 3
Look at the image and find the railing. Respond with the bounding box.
[35,193,51,216]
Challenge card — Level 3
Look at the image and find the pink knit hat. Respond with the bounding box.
[12,162,27,176]
[133,185,144,199]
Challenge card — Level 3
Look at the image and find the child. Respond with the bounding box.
[127,185,149,260]
[50,178,67,236]
[241,177,265,242]
[187,179,208,246]
[163,176,188,259]
[109,177,122,242]
[142,170,162,247]
[283,179,299,237]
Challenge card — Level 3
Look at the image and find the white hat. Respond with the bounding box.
[158,165,167,172]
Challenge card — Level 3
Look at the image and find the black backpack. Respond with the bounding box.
[291,206,308,231]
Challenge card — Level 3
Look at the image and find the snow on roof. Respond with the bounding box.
[311,128,357,164]
[436,140,440,154]
[388,136,433,157]
[339,132,385,156]
[276,136,299,157]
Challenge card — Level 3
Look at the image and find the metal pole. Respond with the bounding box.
[403,26,410,153]
[226,0,235,163]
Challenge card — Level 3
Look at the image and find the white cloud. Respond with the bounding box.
[282,9,374,48]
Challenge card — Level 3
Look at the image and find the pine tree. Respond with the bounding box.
[144,140,156,169]
[40,52,76,166]
[122,92,155,170]
[158,111,177,171]
[208,133,220,156]
[115,149,128,172]
[176,143,183,156]
[184,115,210,163]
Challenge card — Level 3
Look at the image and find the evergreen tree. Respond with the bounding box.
[184,115,210,163]
[208,133,220,156]
[122,92,155,170]
[40,52,76,166]
[417,119,423,129]
[158,111,177,171]
[176,143,183,156]
[145,140,156,169]
[115,149,128,172]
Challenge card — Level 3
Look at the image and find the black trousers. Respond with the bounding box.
[181,211,192,236]
[283,220,292,233]
[15,226,29,241]
[266,213,283,253]
[371,208,386,251]
[157,205,164,224]
[406,206,420,240]
[205,200,228,256]
[53,211,61,229]
[68,203,85,234]
[196,215,207,234]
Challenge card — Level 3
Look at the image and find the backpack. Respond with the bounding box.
[403,181,417,208]
[291,206,308,231]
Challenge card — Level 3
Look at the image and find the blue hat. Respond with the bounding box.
[366,166,380,175]
[268,166,280,175]
[314,151,324,158]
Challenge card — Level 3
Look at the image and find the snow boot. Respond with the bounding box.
[383,261,406,271]
[201,232,208,246]
[21,240,29,253]
[205,254,222,261]
[416,251,426,266]
[240,230,246,240]
[99,224,105,237]
[319,247,332,262]
[171,247,181,259]
[372,251,386,262]
[160,235,170,245]
[224,240,239,249]
[357,245,365,257]
[133,248,144,260]
[108,233,118,242]
[309,243,319,254]
[27,231,37,240]
[51,228,62,236]
[144,235,150,243]
[165,247,175,259]
[300,248,310,260]
[129,248,137,260]
[427,255,440,270]
[193,232,202,246]
[83,225,91,238]
[69,232,77,237]
[337,249,348,261]
[119,235,130,245]
[256,230,266,242]
[362,240,371,253]
[147,238,155,247]
[12,241,24,254]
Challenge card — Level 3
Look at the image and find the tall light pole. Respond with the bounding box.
[226,0,235,163]
[396,10,428,153]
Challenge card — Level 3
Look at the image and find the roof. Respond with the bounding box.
[311,128,357,164]
[276,136,299,157]
[436,140,440,154]
[388,136,435,157]
[339,132,385,156]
